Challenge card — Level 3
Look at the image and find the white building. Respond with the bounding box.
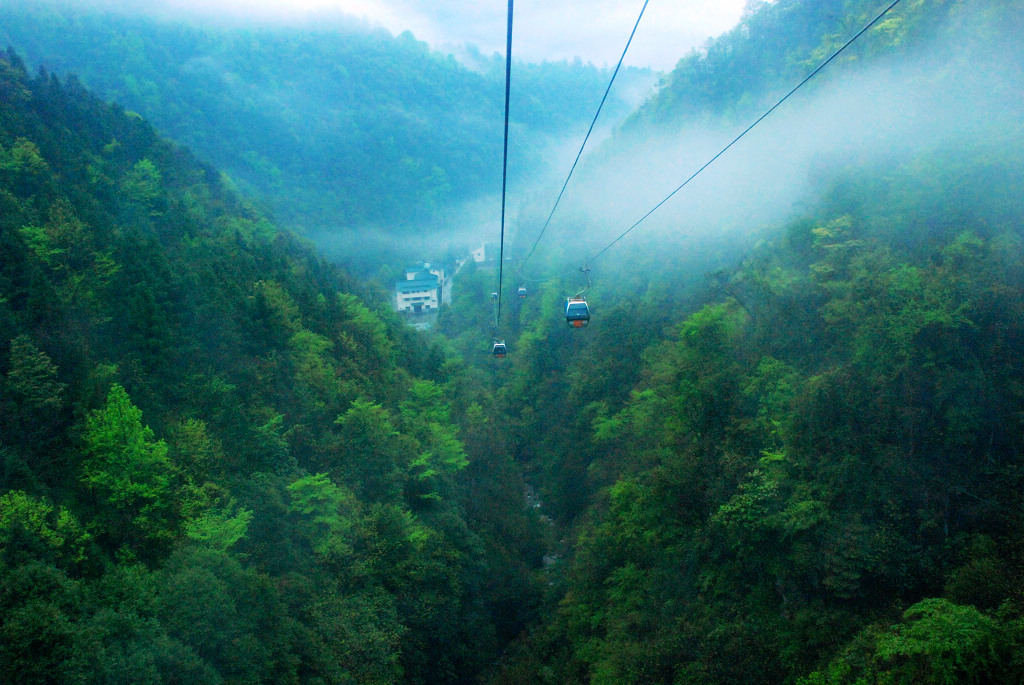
[395,262,444,313]
[471,243,491,263]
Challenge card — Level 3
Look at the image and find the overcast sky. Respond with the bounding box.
[155,0,749,71]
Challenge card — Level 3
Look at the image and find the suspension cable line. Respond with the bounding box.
[516,0,651,281]
[583,0,908,268]
[520,267,581,285]
[495,0,514,336]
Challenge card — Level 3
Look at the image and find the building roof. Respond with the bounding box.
[396,274,439,293]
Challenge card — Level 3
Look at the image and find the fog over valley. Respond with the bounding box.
[448,4,1024,289]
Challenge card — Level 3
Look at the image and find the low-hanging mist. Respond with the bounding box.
[495,1,1024,281]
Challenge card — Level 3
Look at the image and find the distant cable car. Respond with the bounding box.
[518,286,527,298]
[491,292,498,300]
[493,341,507,357]
[565,298,590,328]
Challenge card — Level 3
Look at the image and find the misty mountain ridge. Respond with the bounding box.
[0,0,654,258]
[513,0,1024,276]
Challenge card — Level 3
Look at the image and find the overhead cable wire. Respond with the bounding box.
[493,0,512,333]
[495,0,514,334]
[521,267,581,284]
[517,0,651,279]
[585,0,907,267]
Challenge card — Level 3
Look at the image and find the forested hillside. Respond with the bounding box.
[626,0,980,131]
[4,0,1024,683]
[436,0,1024,682]
[0,0,652,247]
[0,49,545,684]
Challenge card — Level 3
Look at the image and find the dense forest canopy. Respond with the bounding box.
[3,0,1024,683]
[446,0,1024,682]
[0,47,547,683]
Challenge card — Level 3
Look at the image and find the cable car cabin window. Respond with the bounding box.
[493,343,507,357]
[565,300,590,328]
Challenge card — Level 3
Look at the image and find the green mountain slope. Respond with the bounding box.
[5,0,1024,682]
[439,1,1024,683]
[0,49,544,684]
[627,0,975,132]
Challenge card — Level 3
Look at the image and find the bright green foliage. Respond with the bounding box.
[289,328,344,416]
[800,599,1016,684]
[741,357,800,448]
[400,380,468,501]
[120,158,162,213]
[0,137,48,174]
[337,292,394,374]
[333,398,405,503]
[252,279,301,340]
[484,1,1024,673]
[0,491,90,568]
[873,599,1008,684]
[183,499,252,552]
[4,0,1023,680]
[16,200,118,314]
[287,472,357,556]
[165,418,223,482]
[80,384,179,551]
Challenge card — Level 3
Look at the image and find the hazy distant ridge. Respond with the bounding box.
[0,0,652,237]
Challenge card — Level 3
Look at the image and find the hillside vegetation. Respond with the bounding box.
[2,0,1024,683]
[0,49,544,684]
[438,1,1024,682]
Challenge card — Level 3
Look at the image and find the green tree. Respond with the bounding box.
[311,589,405,685]
[183,497,252,552]
[287,472,357,558]
[289,328,345,418]
[399,380,468,504]
[0,491,90,570]
[79,384,180,555]
[120,158,163,215]
[0,561,83,685]
[3,335,66,460]
[333,398,405,503]
[155,546,298,684]
[17,200,119,316]
[873,599,1012,684]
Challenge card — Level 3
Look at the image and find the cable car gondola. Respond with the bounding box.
[565,297,590,328]
[518,286,527,298]
[493,341,507,357]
